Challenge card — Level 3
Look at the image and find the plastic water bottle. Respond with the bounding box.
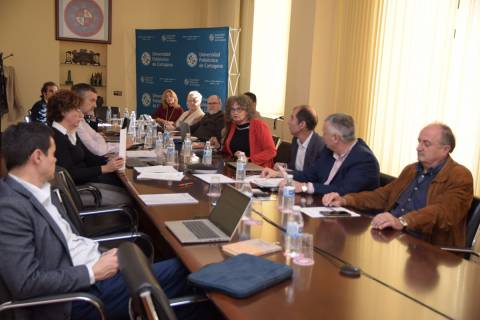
[163,130,170,147]
[282,175,295,214]
[284,205,303,258]
[106,106,112,123]
[155,132,164,164]
[235,152,247,182]
[202,141,212,165]
[183,133,192,164]
[166,137,175,164]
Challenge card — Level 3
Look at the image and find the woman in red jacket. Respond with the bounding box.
[221,95,276,168]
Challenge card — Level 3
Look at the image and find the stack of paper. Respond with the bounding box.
[245,175,283,188]
[137,172,184,181]
[139,193,198,206]
[134,165,178,174]
[127,150,157,158]
[193,174,236,184]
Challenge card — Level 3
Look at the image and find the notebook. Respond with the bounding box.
[227,161,265,172]
[165,185,251,244]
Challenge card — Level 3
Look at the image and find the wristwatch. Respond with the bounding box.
[301,183,308,193]
[398,217,408,229]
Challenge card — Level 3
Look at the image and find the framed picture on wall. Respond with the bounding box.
[55,0,112,44]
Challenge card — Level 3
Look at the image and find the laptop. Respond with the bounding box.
[228,161,265,172]
[165,185,251,244]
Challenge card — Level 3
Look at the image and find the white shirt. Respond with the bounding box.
[77,118,118,156]
[295,131,314,171]
[52,121,77,146]
[10,174,101,284]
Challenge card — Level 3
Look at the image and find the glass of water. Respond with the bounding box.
[207,176,221,206]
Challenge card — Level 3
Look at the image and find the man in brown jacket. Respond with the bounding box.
[322,123,473,247]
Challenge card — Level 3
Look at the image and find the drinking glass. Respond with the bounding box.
[293,233,315,266]
[207,176,221,206]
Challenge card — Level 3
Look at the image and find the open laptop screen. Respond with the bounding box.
[209,185,251,236]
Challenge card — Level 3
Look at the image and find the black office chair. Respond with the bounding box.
[379,172,396,187]
[56,166,102,209]
[118,242,208,320]
[0,285,105,320]
[441,196,480,261]
[274,141,291,164]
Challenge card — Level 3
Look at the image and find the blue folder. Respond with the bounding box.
[188,254,293,298]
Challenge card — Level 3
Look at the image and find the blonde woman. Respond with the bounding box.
[152,89,183,127]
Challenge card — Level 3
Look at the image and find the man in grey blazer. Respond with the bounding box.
[0,123,190,320]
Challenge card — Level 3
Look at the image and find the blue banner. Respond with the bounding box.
[136,27,229,115]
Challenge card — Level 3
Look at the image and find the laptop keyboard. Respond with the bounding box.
[183,221,220,239]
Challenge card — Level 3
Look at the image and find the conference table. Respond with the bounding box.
[118,158,480,320]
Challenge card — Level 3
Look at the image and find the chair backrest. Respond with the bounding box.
[274,141,291,164]
[51,169,86,235]
[55,166,85,210]
[272,135,281,149]
[466,196,480,248]
[379,172,396,187]
[24,110,32,123]
[118,242,177,320]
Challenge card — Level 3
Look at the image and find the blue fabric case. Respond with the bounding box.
[187,254,293,298]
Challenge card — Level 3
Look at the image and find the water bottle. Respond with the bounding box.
[182,133,192,164]
[202,141,212,165]
[166,137,175,165]
[163,130,170,147]
[106,106,112,123]
[282,174,295,214]
[155,132,164,163]
[235,152,247,182]
[284,205,302,258]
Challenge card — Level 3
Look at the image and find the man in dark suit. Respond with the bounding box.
[263,113,379,195]
[261,105,323,174]
[0,123,191,320]
[286,105,324,171]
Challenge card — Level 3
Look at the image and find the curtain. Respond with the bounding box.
[366,0,480,195]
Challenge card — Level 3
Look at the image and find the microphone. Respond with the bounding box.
[273,116,284,130]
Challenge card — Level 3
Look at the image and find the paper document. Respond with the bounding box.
[139,193,198,206]
[300,207,360,218]
[137,172,184,181]
[245,175,283,188]
[193,174,236,184]
[134,165,177,173]
[119,129,127,171]
[127,150,157,158]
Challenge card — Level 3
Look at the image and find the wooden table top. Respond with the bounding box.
[119,167,477,319]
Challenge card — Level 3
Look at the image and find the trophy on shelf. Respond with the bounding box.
[93,53,101,66]
[65,70,74,86]
[65,51,73,64]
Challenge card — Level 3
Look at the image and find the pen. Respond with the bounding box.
[178,182,193,188]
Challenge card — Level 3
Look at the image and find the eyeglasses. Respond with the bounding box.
[231,107,246,113]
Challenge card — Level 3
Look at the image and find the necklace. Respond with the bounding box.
[165,106,175,121]
[236,124,250,131]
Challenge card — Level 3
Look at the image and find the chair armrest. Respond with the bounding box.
[79,206,137,227]
[93,232,154,263]
[77,185,102,207]
[169,294,208,307]
[0,292,105,319]
[440,247,479,256]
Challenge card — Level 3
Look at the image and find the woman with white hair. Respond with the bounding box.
[165,91,205,131]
